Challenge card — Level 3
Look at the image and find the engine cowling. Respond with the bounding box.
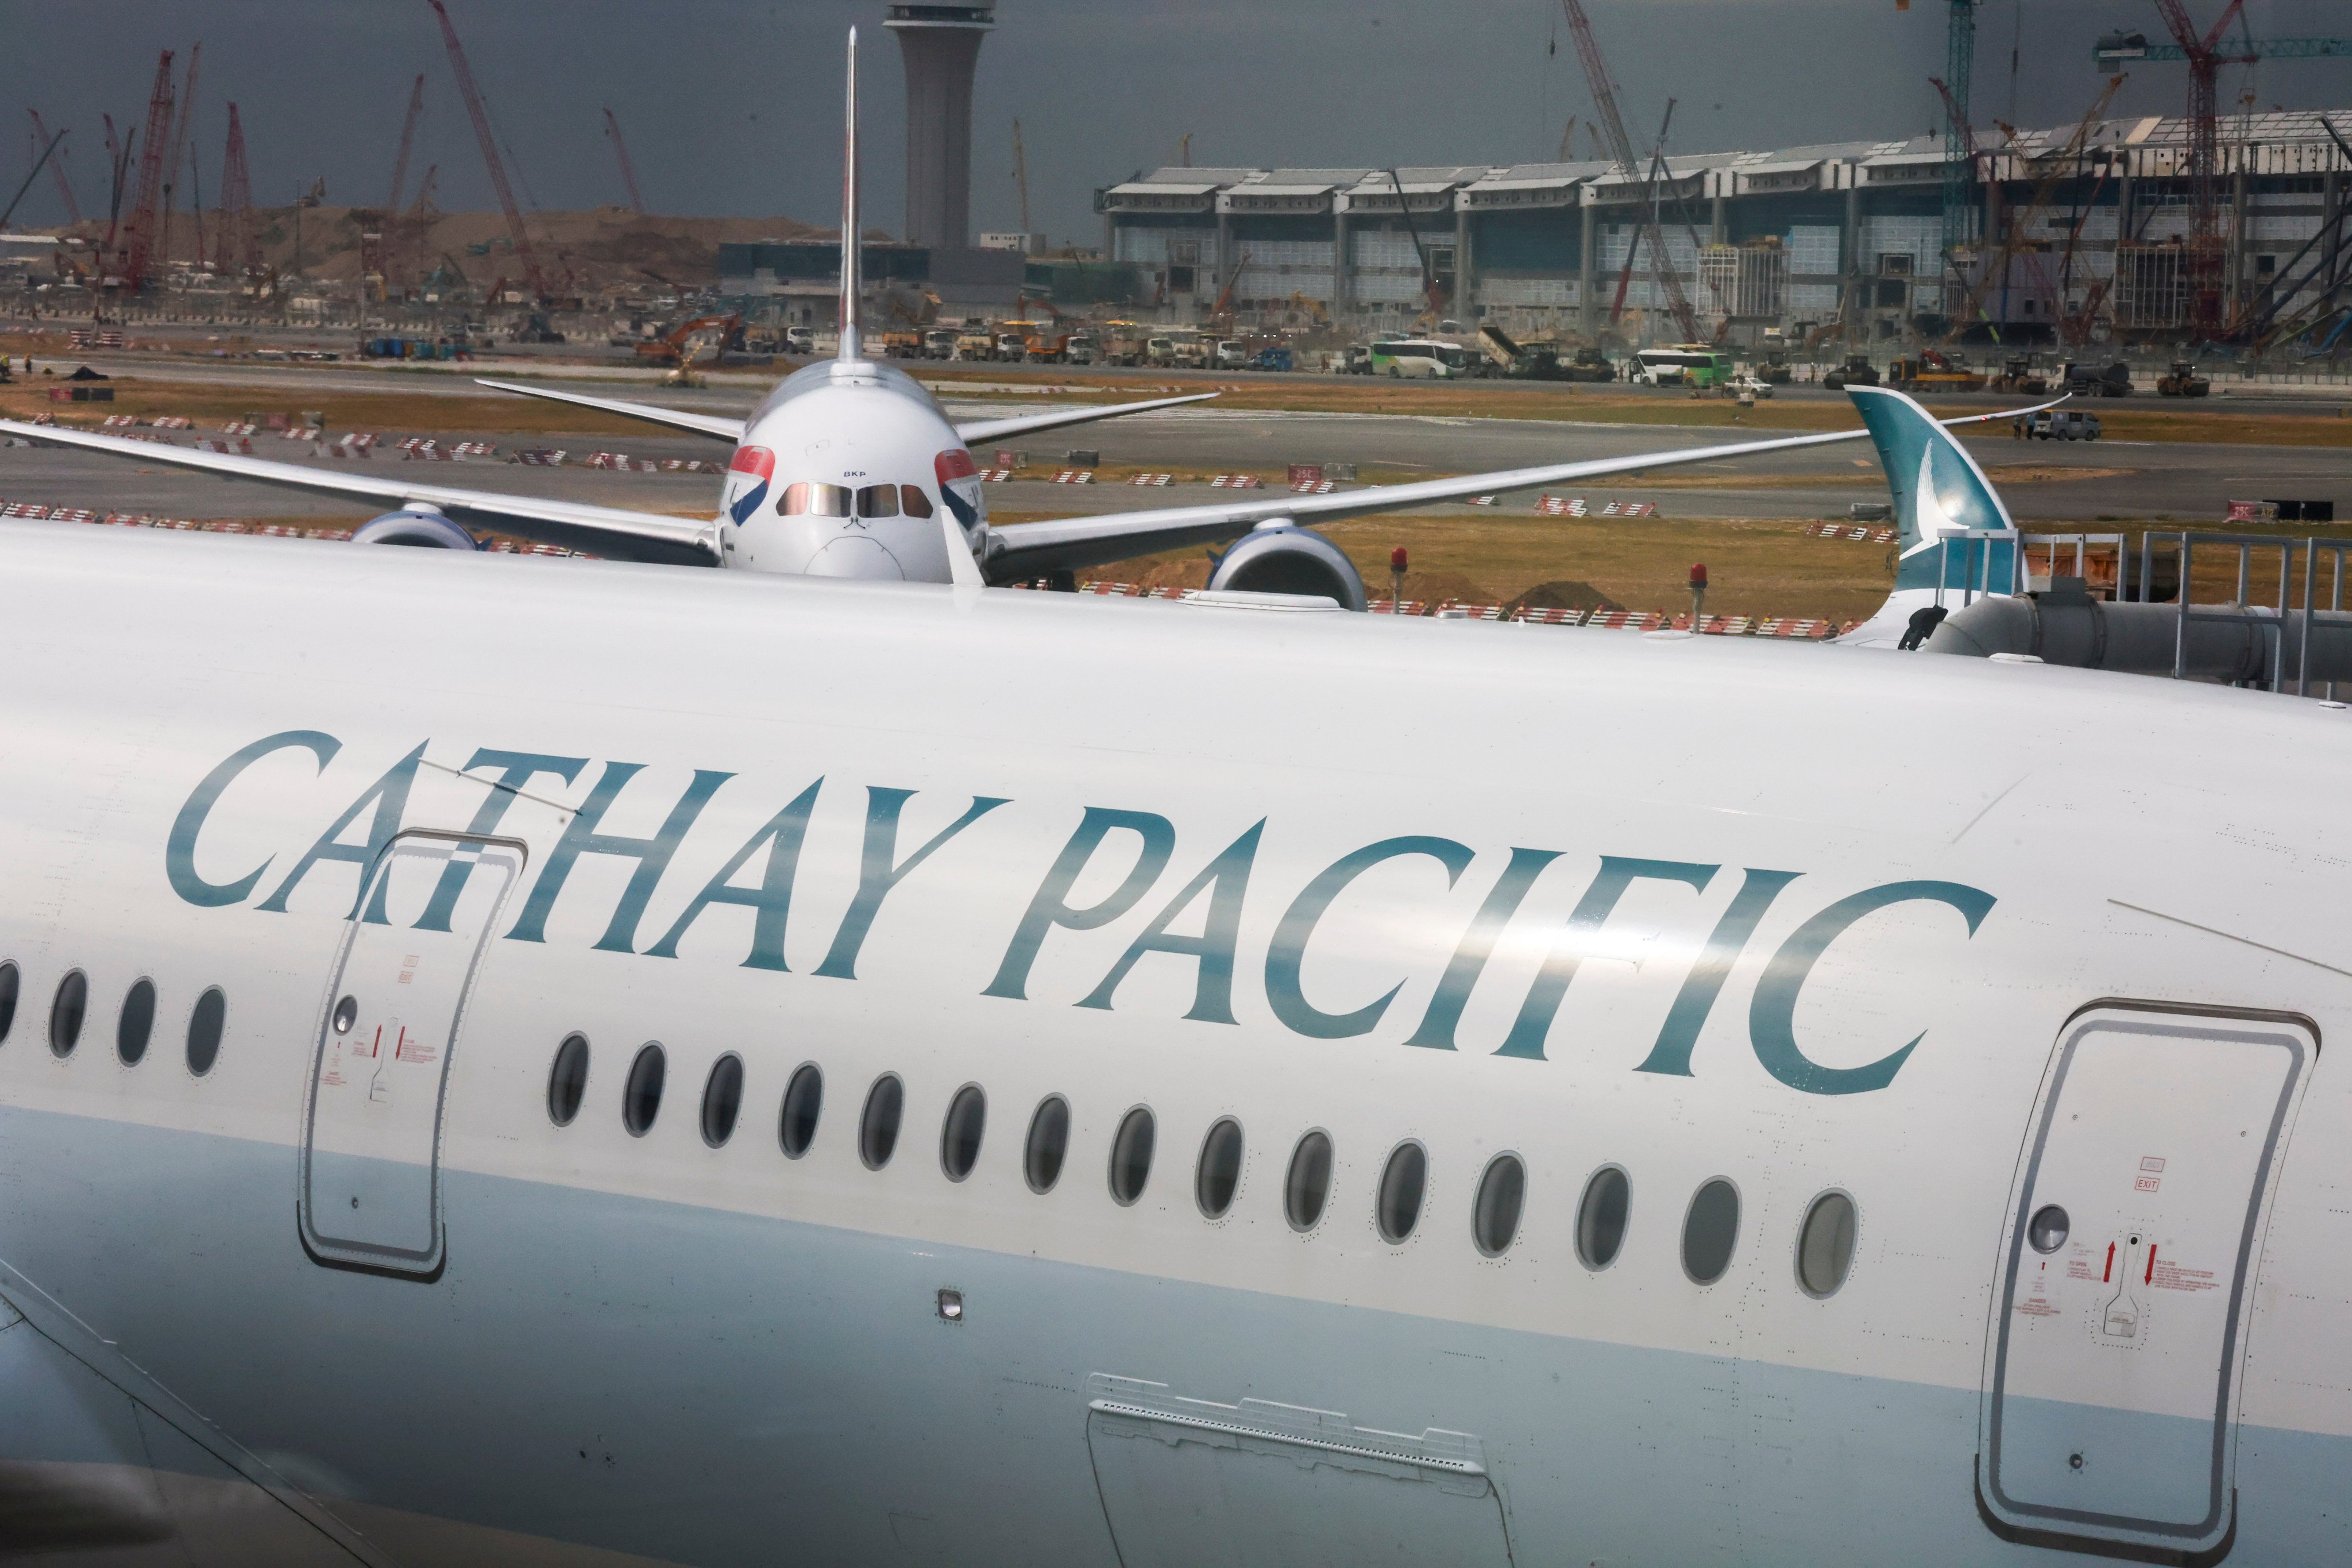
[350,507,479,549]
[1206,524,1366,612]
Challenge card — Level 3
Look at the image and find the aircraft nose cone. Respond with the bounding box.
[803,535,906,580]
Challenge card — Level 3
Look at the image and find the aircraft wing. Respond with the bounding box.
[473,379,747,441]
[471,379,1217,448]
[0,419,719,566]
[985,401,2064,578]
[953,392,1220,444]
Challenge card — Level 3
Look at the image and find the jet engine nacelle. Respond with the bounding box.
[1206,523,1367,612]
[350,507,479,550]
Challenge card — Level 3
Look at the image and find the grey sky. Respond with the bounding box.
[7,1,2346,245]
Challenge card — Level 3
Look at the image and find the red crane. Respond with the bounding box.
[425,0,550,300]
[1557,0,1702,342]
[118,50,177,291]
[218,102,258,278]
[604,108,646,214]
[27,111,82,226]
[388,74,426,212]
[2150,0,2253,334]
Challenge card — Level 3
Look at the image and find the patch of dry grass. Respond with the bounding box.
[0,377,660,437]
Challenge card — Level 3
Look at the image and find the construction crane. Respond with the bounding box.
[26,112,81,226]
[1558,0,1702,342]
[1935,3,1982,267]
[1555,115,1579,163]
[2094,27,2349,63]
[388,74,426,213]
[603,108,645,214]
[118,51,177,292]
[1011,118,1031,241]
[426,0,551,301]
[159,43,200,276]
[217,103,258,279]
[1,125,68,233]
[1980,75,2129,342]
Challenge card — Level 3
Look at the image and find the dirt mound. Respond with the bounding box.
[1505,579,1624,615]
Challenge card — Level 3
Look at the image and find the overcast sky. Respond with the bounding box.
[7,1,2346,245]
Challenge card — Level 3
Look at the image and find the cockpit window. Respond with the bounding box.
[778,482,853,517]
[899,485,934,518]
[855,484,900,519]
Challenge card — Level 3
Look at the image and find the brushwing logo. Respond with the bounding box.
[935,448,983,532]
[725,446,776,525]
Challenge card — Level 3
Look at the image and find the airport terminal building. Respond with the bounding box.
[1095,111,2349,346]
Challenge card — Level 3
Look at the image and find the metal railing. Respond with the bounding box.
[2146,532,2352,696]
[2020,532,2135,600]
[1933,529,2022,608]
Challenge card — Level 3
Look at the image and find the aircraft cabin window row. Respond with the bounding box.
[0,961,226,1079]
[539,1037,1860,1297]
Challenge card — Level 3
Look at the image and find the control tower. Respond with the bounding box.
[883,3,995,250]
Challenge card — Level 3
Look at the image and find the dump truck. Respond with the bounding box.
[921,328,959,360]
[1820,356,1880,391]
[2060,359,2135,397]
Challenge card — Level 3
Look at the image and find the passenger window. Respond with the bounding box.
[1575,1165,1630,1270]
[1376,1142,1427,1243]
[1195,1117,1243,1219]
[1108,1107,1156,1206]
[856,484,899,518]
[859,1073,905,1169]
[1682,1178,1741,1285]
[778,1063,823,1158]
[940,1084,986,1181]
[621,1043,666,1137]
[49,970,87,1057]
[117,979,156,1066]
[1284,1130,1333,1231]
[0,960,18,1044]
[1796,1191,1858,1298]
[547,1033,589,1126]
[1024,1095,1070,1193]
[700,1053,745,1148]
[186,987,226,1076]
[1472,1153,1526,1257]
[899,485,934,517]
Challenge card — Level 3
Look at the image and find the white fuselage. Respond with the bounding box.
[0,523,2347,1567]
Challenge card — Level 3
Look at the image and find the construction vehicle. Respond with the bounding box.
[953,325,995,361]
[877,330,923,358]
[1883,349,1986,393]
[634,313,744,366]
[2059,358,2134,397]
[1214,339,1251,370]
[1022,330,1075,363]
[1990,356,2050,395]
[1098,323,1149,366]
[1246,346,1295,372]
[921,328,958,360]
[2156,360,2213,397]
[1064,330,1100,366]
[783,326,816,356]
[992,329,1032,362]
[1820,356,1880,391]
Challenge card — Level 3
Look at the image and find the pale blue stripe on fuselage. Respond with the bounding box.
[0,1108,2342,1568]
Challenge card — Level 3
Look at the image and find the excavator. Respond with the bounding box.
[633,312,745,368]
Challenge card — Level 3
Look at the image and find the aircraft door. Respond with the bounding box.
[1978,1004,2312,1563]
[299,831,522,1279]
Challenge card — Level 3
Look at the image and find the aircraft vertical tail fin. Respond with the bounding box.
[1847,384,2018,594]
[838,28,863,364]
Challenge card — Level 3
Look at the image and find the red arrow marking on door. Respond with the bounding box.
[2103,1242,2115,1283]
[2145,1245,2157,1284]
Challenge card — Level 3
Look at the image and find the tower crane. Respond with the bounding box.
[159,43,200,276]
[1011,118,1031,242]
[118,51,176,292]
[388,75,426,214]
[1557,0,1701,342]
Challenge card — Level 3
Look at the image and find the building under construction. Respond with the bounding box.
[1096,109,2350,350]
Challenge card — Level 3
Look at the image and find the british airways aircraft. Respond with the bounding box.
[3,34,2052,609]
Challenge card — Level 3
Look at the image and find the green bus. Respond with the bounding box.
[1633,345,1734,388]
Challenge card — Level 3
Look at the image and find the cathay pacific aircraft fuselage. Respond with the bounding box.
[0,517,2346,1566]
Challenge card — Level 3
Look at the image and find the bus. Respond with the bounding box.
[1633,345,1734,388]
[1368,339,1472,379]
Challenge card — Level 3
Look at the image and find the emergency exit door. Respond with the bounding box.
[1978,1005,2311,1563]
[299,831,522,1278]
